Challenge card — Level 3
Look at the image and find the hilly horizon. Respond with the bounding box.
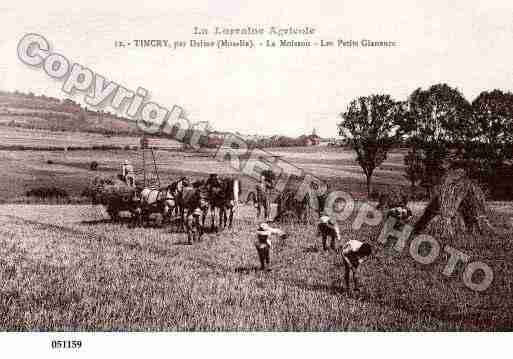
[0,90,146,137]
[0,91,331,144]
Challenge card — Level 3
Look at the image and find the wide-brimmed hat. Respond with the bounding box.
[193,208,202,216]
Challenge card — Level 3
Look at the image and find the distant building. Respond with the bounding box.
[205,131,226,148]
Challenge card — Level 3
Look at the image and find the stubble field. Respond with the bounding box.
[0,126,512,331]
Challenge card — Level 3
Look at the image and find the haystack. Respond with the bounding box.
[413,169,494,239]
[89,176,137,206]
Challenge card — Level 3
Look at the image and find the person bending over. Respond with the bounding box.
[317,214,340,251]
[340,239,372,292]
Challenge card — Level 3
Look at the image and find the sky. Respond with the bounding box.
[1,0,513,137]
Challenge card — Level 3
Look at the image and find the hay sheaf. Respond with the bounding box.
[414,169,495,239]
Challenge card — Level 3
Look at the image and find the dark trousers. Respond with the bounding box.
[321,234,336,251]
[256,245,270,270]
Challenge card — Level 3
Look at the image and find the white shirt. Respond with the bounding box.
[342,239,366,266]
[343,239,363,253]
[122,164,134,176]
[255,227,284,247]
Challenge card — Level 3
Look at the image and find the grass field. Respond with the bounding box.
[0,125,181,150]
[0,127,512,331]
[0,204,511,330]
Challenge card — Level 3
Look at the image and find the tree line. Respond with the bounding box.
[338,84,513,200]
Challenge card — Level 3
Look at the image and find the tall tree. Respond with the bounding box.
[338,94,403,196]
[471,89,513,165]
[400,84,472,192]
[468,90,513,199]
[403,148,425,190]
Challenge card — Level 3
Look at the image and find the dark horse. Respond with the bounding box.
[177,180,209,233]
[207,177,241,231]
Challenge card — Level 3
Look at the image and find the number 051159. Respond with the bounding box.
[51,340,82,349]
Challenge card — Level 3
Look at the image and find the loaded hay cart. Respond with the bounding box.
[87,135,163,222]
[89,176,140,221]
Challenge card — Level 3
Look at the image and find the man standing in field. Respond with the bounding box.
[254,222,287,271]
[255,173,274,221]
[121,160,135,187]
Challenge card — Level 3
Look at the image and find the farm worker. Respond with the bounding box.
[386,206,412,222]
[255,223,287,271]
[121,160,135,187]
[383,205,413,232]
[340,239,372,292]
[255,175,273,221]
[186,208,203,244]
[317,214,340,251]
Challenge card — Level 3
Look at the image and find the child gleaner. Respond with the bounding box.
[186,208,203,244]
[340,239,372,292]
[318,214,372,291]
[317,214,341,250]
[255,223,287,271]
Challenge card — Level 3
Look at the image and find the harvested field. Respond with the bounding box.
[0,203,511,330]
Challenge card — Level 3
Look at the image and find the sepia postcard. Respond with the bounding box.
[0,0,512,356]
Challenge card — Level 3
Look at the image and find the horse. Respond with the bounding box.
[211,177,240,230]
[207,179,225,231]
[177,180,209,232]
[136,185,177,226]
[166,177,189,223]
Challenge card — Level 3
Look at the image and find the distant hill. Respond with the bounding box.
[0,91,330,148]
[0,90,142,136]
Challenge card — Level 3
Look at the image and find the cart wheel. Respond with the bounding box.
[106,206,119,222]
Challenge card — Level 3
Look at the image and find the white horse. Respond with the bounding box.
[137,185,177,226]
